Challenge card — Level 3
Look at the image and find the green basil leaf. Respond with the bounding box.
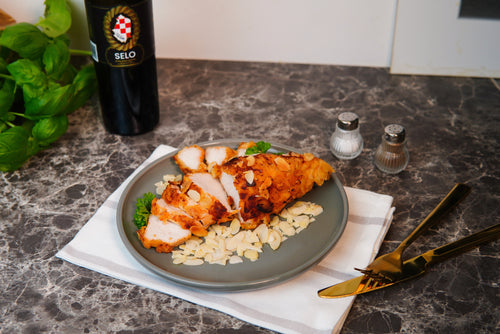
[36,0,72,38]
[0,126,35,172]
[54,34,71,47]
[62,64,97,114]
[24,82,71,119]
[0,23,49,60]
[0,45,12,61]
[0,80,16,116]
[0,57,8,74]
[7,59,47,90]
[58,63,78,85]
[43,39,70,80]
[32,115,68,146]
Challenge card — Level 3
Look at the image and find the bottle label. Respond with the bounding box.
[86,1,155,68]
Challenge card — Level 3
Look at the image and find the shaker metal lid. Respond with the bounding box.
[337,112,359,130]
[384,124,406,143]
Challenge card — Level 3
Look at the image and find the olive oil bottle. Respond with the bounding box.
[84,0,159,135]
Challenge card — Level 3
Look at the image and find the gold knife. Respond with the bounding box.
[318,223,500,298]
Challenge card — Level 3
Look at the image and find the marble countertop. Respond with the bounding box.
[1,59,499,333]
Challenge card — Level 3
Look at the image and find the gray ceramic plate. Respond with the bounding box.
[116,139,348,291]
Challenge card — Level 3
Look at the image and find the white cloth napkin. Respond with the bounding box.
[56,145,394,334]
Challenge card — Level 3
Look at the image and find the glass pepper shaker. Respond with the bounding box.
[329,112,364,160]
[374,124,409,174]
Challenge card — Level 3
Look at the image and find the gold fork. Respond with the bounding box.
[355,183,471,283]
[319,223,500,298]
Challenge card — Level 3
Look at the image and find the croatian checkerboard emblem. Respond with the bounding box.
[113,14,132,43]
[104,6,140,52]
[102,5,144,66]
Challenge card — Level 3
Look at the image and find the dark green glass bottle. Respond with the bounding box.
[84,0,159,135]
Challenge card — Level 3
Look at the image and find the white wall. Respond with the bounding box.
[1,0,396,67]
[152,0,397,67]
[1,0,89,50]
[3,0,497,76]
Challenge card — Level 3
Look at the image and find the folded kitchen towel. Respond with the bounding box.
[56,144,395,334]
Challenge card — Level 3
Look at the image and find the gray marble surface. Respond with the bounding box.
[1,58,499,333]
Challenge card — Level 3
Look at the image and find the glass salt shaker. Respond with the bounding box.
[329,112,364,160]
[374,124,409,174]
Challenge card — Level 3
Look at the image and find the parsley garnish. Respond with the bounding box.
[245,141,272,155]
[133,192,156,229]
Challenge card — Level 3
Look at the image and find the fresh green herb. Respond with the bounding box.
[133,192,156,229]
[0,0,96,172]
[245,141,272,155]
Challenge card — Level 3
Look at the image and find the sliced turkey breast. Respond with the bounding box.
[137,215,192,253]
[182,173,236,225]
[205,146,237,166]
[205,146,237,177]
[152,198,206,232]
[173,145,207,174]
[186,172,234,211]
[161,176,235,232]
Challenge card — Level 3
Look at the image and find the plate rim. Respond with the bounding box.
[116,139,348,291]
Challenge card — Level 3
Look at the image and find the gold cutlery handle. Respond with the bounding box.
[318,223,500,298]
[396,183,471,252]
[424,223,500,265]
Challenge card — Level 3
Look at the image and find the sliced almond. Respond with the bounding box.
[229,218,241,234]
[190,225,208,237]
[205,237,219,249]
[304,204,323,216]
[207,161,216,174]
[155,181,167,195]
[172,257,186,265]
[229,255,243,264]
[274,157,291,171]
[254,224,270,243]
[278,220,296,236]
[184,257,204,266]
[244,249,259,261]
[288,201,308,215]
[211,224,224,236]
[267,230,282,250]
[294,215,311,229]
[270,215,280,227]
[246,155,255,167]
[194,247,207,258]
[244,230,260,244]
[243,170,255,185]
[303,153,315,161]
[226,232,244,251]
[185,238,202,249]
[187,189,201,202]
[180,179,193,193]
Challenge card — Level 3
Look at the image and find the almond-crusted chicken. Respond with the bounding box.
[218,152,333,229]
[137,142,334,253]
